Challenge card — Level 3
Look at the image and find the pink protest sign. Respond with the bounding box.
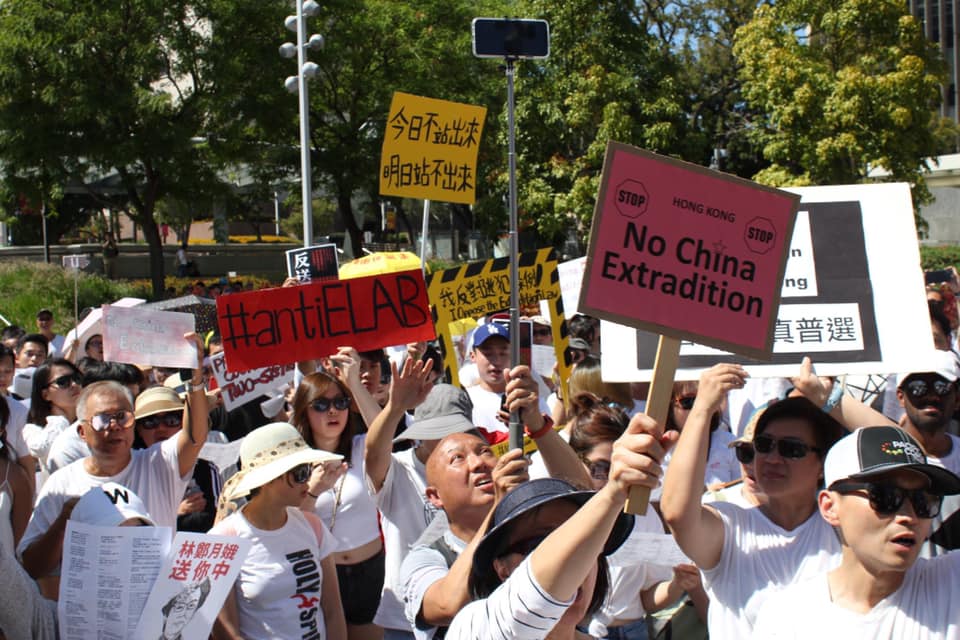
[580,142,799,359]
[102,305,198,368]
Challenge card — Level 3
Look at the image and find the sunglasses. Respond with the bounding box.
[675,395,697,410]
[139,412,183,430]
[734,442,756,464]
[288,463,312,484]
[46,372,81,389]
[87,340,103,349]
[499,533,548,558]
[311,396,351,412]
[903,378,955,400]
[753,434,821,459]
[831,481,943,519]
[588,459,611,482]
[85,410,135,432]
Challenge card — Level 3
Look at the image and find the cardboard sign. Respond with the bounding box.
[601,183,935,380]
[59,522,172,640]
[133,533,251,640]
[580,142,800,360]
[286,243,339,283]
[102,305,197,368]
[425,248,570,388]
[209,352,295,411]
[217,269,435,371]
[379,92,487,204]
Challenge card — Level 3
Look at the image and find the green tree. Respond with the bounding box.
[0,0,270,297]
[734,0,954,212]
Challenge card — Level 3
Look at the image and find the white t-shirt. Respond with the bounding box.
[310,433,378,551]
[3,396,29,459]
[46,335,65,358]
[445,556,573,640]
[19,437,188,560]
[702,501,841,638]
[652,429,740,500]
[588,507,673,637]
[400,527,468,639]
[22,416,73,488]
[368,446,438,631]
[44,423,90,474]
[923,433,960,558]
[211,506,338,640]
[752,553,960,639]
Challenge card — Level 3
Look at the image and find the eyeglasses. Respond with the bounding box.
[87,340,103,349]
[675,395,697,410]
[288,463,312,484]
[138,412,183,430]
[588,459,610,482]
[46,372,81,389]
[903,378,955,400]
[311,396,351,412]
[831,481,943,519]
[734,442,756,464]
[499,533,548,558]
[753,434,821,459]
[85,410,135,432]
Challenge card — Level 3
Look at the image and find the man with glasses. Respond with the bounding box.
[18,342,209,597]
[894,350,960,557]
[752,425,960,637]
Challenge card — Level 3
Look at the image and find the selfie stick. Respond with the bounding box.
[505,56,523,452]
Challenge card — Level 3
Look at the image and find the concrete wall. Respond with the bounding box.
[923,187,960,244]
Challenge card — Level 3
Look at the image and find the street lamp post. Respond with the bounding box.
[281,0,324,249]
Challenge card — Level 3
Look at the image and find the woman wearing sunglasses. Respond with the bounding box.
[661,363,848,638]
[212,421,346,639]
[291,355,385,640]
[753,426,960,638]
[23,358,83,485]
[133,386,220,532]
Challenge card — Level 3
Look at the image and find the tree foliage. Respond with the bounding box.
[734,0,954,209]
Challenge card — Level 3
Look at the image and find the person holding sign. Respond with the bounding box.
[212,422,346,640]
[660,364,848,637]
[444,411,673,640]
[18,332,209,600]
[752,426,960,638]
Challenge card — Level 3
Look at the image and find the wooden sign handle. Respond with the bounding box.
[624,334,681,514]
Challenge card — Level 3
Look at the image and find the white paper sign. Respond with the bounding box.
[612,532,692,568]
[134,533,250,640]
[59,522,172,640]
[102,305,197,368]
[558,257,587,317]
[208,352,295,411]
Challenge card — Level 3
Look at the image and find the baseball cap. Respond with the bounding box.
[36,308,53,319]
[896,350,960,388]
[394,384,475,442]
[472,323,510,348]
[70,483,157,526]
[824,426,960,495]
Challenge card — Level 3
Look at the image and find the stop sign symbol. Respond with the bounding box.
[614,179,649,219]
[744,216,777,254]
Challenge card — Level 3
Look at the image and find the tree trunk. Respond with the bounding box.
[337,189,363,258]
[137,211,166,299]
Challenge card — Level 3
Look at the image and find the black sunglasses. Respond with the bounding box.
[753,434,821,459]
[831,481,942,519]
[45,372,81,389]
[139,412,183,430]
[499,533,548,558]
[903,378,955,400]
[288,463,312,484]
[587,459,611,481]
[734,442,756,464]
[311,396,351,412]
[675,395,696,410]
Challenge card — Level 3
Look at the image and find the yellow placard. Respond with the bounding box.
[379,92,487,205]
[425,248,571,392]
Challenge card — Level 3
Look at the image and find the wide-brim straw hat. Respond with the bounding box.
[134,386,184,420]
[227,422,342,500]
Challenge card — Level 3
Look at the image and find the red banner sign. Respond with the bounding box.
[216,269,435,371]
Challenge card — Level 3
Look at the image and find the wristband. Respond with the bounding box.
[822,383,843,413]
[526,415,554,440]
[183,380,204,393]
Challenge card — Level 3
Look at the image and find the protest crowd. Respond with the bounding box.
[0,264,959,640]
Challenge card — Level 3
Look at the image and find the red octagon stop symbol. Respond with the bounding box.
[614,179,649,218]
[743,216,777,254]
